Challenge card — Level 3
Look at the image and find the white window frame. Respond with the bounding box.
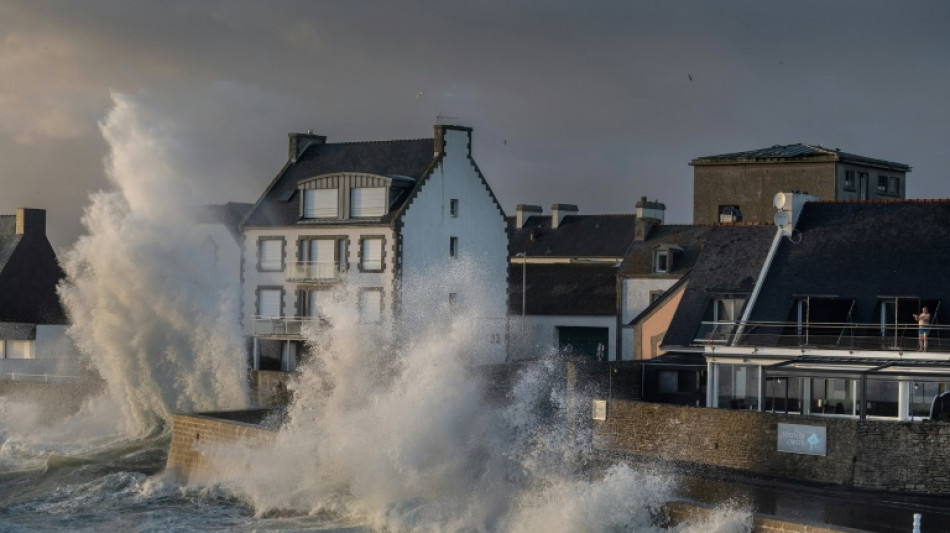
[257,287,283,318]
[654,251,669,273]
[360,237,384,272]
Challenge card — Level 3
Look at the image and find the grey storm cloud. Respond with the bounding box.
[2,0,950,250]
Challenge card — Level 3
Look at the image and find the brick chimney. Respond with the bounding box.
[15,208,45,236]
[551,204,578,229]
[288,131,327,162]
[516,204,542,228]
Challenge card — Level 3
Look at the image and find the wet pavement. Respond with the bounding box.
[674,469,950,532]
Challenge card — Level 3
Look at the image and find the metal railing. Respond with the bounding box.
[696,320,950,352]
[252,316,321,337]
[286,261,343,281]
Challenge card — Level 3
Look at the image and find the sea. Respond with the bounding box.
[0,96,752,532]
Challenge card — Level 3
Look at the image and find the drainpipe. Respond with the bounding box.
[731,227,784,345]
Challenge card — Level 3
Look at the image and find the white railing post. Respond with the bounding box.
[913,513,921,533]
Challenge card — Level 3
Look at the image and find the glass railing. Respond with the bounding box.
[696,321,950,353]
[253,316,321,337]
[287,262,342,281]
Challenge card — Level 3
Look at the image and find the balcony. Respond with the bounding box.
[252,316,322,338]
[697,321,950,354]
[287,261,343,282]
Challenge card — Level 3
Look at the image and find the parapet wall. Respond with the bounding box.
[166,410,278,483]
[594,400,950,493]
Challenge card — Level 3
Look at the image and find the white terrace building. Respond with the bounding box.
[239,125,509,371]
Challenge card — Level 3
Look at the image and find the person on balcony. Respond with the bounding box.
[914,307,931,352]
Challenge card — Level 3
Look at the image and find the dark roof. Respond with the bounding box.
[691,143,911,172]
[243,138,435,227]
[618,224,711,278]
[508,214,638,258]
[0,217,67,325]
[663,225,776,347]
[750,200,950,327]
[508,263,618,316]
[195,202,254,240]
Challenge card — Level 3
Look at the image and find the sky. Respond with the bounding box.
[2,0,949,251]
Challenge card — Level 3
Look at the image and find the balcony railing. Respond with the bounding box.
[253,316,322,337]
[287,261,343,281]
[696,321,950,353]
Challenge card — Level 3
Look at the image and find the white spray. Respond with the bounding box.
[21,93,249,446]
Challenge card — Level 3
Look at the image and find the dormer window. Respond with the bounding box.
[350,187,386,217]
[302,189,338,218]
[653,244,683,274]
[654,251,669,273]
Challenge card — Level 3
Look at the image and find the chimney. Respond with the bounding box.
[635,196,665,224]
[288,131,327,162]
[15,208,46,236]
[433,124,473,157]
[516,204,543,228]
[551,204,578,229]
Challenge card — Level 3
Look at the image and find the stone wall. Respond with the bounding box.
[594,400,950,493]
[165,410,278,483]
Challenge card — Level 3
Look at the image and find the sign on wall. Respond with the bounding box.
[777,423,826,456]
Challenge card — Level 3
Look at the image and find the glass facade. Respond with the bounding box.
[810,378,855,415]
[717,364,759,410]
[911,381,950,418]
[765,376,802,414]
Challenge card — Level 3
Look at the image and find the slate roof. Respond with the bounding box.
[195,202,254,240]
[0,215,67,325]
[508,214,638,258]
[691,143,911,172]
[508,263,618,316]
[662,225,777,347]
[618,225,711,278]
[750,200,950,327]
[242,138,435,228]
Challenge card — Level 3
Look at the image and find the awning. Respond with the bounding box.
[764,356,950,381]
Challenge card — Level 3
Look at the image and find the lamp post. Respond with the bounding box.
[515,252,526,334]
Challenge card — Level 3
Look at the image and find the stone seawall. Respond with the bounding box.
[594,400,950,493]
[165,410,278,483]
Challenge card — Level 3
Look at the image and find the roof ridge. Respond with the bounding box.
[815,198,950,205]
[326,137,431,147]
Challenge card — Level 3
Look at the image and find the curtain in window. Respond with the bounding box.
[351,187,386,217]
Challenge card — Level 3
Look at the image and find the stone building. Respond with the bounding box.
[691,143,911,225]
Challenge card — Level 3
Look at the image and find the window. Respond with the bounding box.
[359,289,383,324]
[810,377,854,416]
[297,237,345,279]
[718,205,742,223]
[765,376,802,414]
[490,332,502,344]
[303,189,338,218]
[360,237,384,271]
[450,236,459,258]
[258,238,284,272]
[697,297,747,341]
[912,381,950,418]
[716,364,759,410]
[4,340,33,360]
[350,187,386,217]
[654,251,669,273]
[877,175,888,193]
[300,288,330,318]
[257,288,283,317]
[843,170,855,191]
[889,176,900,195]
[449,292,458,314]
[450,198,459,218]
[650,290,664,303]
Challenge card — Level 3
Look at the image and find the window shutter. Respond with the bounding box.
[351,187,386,217]
[361,238,383,270]
[360,290,382,324]
[304,189,338,218]
[259,240,282,270]
[258,289,282,317]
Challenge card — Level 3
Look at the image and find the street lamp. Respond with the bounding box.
[515,252,526,334]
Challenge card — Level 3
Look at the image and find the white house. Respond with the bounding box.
[239,125,509,371]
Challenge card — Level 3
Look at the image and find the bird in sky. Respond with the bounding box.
[416,91,424,99]
[688,74,693,81]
